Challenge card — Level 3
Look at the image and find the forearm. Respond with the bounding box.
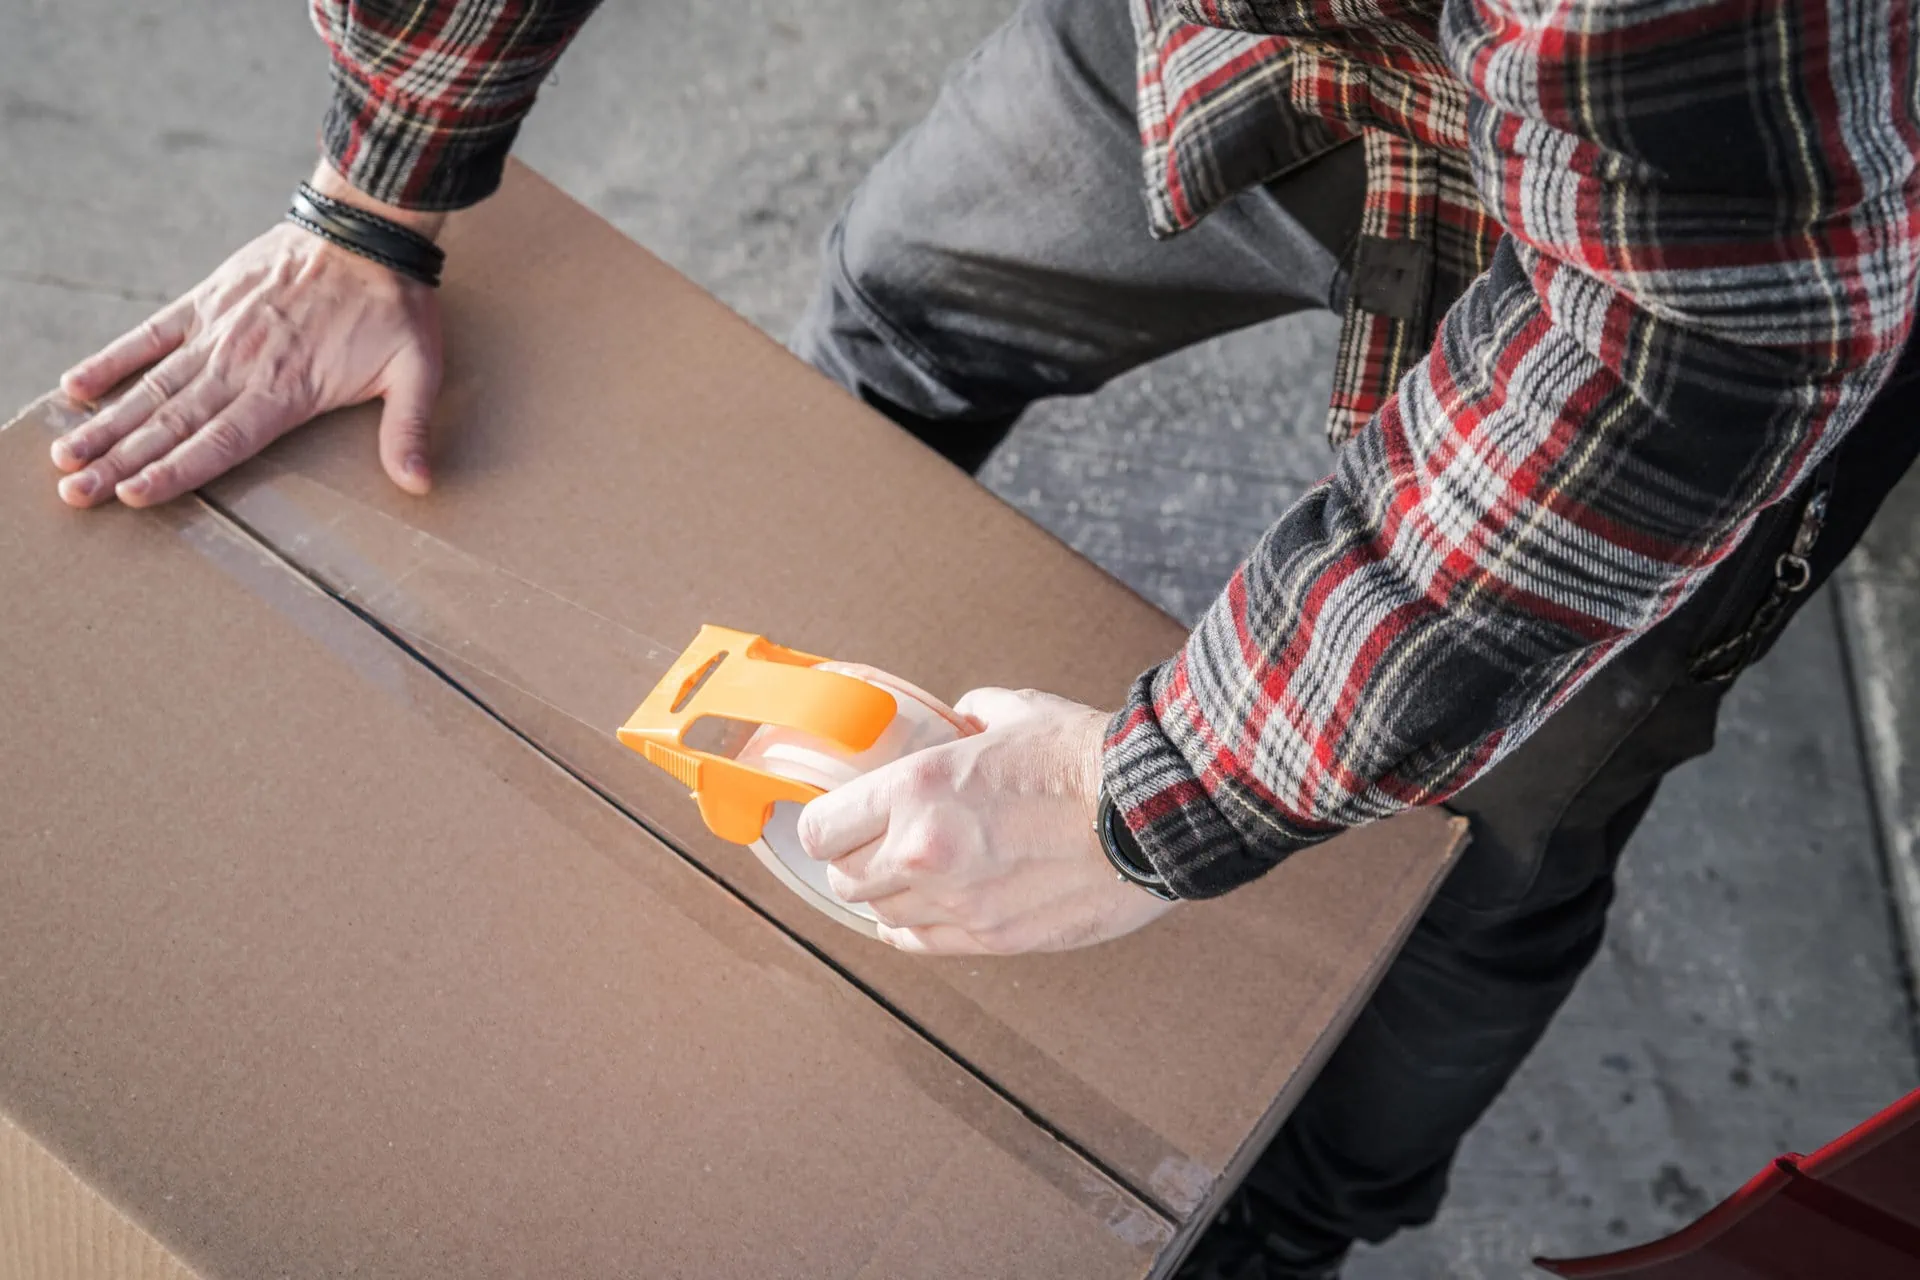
[1107,0,1920,898]
[1108,248,1912,898]
[309,0,605,211]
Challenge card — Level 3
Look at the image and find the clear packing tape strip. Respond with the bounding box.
[190,462,966,939]
[4,396,1178,1260]
[14,393,1298,1239]
[210,466,975,937]
[217,467,687,748]
[32,385,683,743]
[27,395,974,935]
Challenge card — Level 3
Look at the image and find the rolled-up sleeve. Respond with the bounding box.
[310,0,604,211]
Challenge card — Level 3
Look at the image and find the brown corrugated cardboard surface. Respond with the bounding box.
[0,1115,193,1280]
[3,160,1464,1274]
[0,418,1168,1277]
[198,164,1467,1225]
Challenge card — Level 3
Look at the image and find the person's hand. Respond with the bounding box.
[798,687,1178,955]
[50,164,445,509]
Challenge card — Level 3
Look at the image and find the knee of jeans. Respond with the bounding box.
[790,217,995,422]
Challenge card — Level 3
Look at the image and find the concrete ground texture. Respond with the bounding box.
[4,2,1916,1276]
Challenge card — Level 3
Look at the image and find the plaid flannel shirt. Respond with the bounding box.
[312,0,1920,899]
[312,0,604,210]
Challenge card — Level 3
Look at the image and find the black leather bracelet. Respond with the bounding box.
[286,182,445,287]
[1095,793,1179,901]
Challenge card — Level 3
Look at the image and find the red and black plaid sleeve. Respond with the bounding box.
[1107,0,1920,897]
[310,0,603,211]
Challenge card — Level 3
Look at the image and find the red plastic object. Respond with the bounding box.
[1535,1087,1920,1278]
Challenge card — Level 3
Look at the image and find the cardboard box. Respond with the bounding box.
[0,164,1465,1277]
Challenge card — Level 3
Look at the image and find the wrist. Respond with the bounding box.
[289,169,447,287]
[308,159,447,241]
[1095,791,1179,902]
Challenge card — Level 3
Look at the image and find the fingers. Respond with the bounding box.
[876,899,1171,955]
[52,345,209,475]
[51,223,446,510]
[875,923,991,956]
[861,885,962,931]
[797,761,903,862]
[376,348,440,495]
[59,296,196,405]
[875,924,1013,955]
[117,390,288,507]
[821,836,886,903]
[58,368,228,508]
[826,844,925,906]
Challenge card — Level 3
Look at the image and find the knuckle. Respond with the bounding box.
[85,450,125,484]
[901,828,953,876]
[73,410,122,448]
[824,864,859,901]
[87,431,132,464]
[199,416,253,463]
[253,346,311,405]
[135,366,173,404]
[147,406,196,446]
[898,753,950,800]
[100,434,143,473]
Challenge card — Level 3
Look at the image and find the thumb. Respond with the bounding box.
[376,349,441,495]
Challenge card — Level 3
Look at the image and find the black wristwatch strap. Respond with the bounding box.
[1096,792,1178,901]
[286,182,445,287]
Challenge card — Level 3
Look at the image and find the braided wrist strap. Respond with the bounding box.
[286,182,445,287]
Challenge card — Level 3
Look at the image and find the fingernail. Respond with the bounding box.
[403,455,429,485]
[118,475,149,500]
[61,472,97,501]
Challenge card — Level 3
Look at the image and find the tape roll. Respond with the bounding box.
[736,663,970,936]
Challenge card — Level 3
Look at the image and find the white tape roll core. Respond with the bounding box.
[735,663,969,936]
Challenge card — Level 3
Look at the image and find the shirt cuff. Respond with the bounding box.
[1101,666,1320,899]
[318,56,527,212]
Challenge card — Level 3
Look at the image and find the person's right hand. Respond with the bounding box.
[51,182,444,509]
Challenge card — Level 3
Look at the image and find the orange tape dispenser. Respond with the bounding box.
[618,625,972,936]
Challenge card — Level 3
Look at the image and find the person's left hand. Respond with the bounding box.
[797,687,1178,955]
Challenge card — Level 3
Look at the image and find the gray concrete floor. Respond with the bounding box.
[1838,466,1920,1055]
[5,1,1916,1275]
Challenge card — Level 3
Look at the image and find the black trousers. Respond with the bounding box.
[1219,342,1920,1270]
[785,0,1920,1266]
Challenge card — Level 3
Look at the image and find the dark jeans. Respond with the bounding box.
[787,0,1920,1270]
